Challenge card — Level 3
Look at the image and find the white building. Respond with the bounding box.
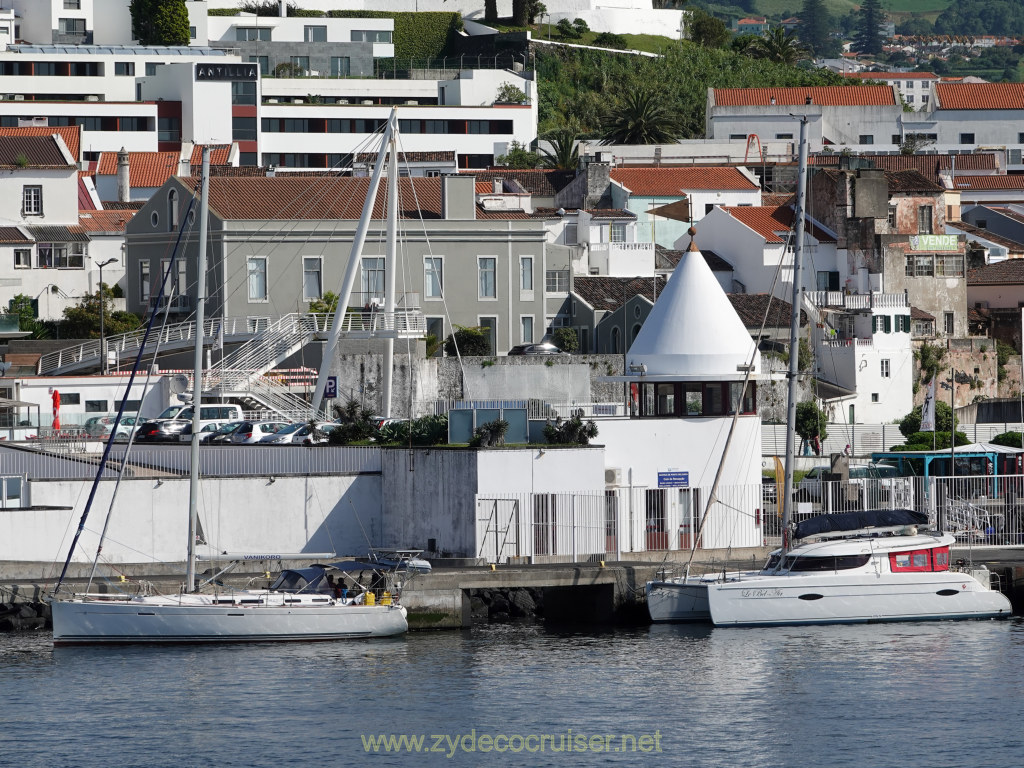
[844,71,940,110]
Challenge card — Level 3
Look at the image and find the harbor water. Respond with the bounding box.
[2,619,1024,768]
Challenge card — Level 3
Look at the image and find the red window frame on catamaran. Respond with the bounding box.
[889,545,950,573]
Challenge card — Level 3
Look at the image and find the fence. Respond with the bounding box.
[761,422,1024,457]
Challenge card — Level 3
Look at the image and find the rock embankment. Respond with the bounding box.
[0,601,50,632]
[468,587,543,623]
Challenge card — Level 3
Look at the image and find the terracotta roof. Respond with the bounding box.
[96,151,180,188]
[655,244,732,271]
[844,71,938,80]
[810,152,998,182]
[0,226,30,244]
[476,181,495,194]
[468,169,576,197]
[713,86,896,107]
[78,210,134,234]
[949,175,1024,190]
[728,293,805,329]
[884,168,944,193]
[967,306,989,325]
[0,135,74,168]
[0,126,79,161]
[936,83,1024,110]
[572,275,667,312]
[610,167,758,195]
[911,306,935,320]
[761,193,796,206]
[584,208,636,219]
[721,205,837,243]
[189,144,231,168]
[948,220,1024,252]
[967,259,1024,285]
[197,176,531,221]
[78,177,97,211]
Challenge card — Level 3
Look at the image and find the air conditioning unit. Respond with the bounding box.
[12,94,24,101]
[85,95,99,102]
[605,467,622,487]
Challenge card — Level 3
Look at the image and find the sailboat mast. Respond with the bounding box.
[381,121,399,417]
[781,116,809,554]
[311,109,397,416]
[186,148,211,592]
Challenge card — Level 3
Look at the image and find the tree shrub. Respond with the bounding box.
[552,327,578,353]
[444,325,491,356]
[544,412,598,445]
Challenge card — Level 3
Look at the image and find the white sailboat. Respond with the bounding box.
[704,117,1012,627]
[50,142,409,644]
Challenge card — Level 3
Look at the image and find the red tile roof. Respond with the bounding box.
[0,226,31,244]
[476,181,495,194]
[844,71,937,80]
[0,135,75,168]
[967,259,1024,285]
[0,126,80,161]
[468,169,577,197]
[610,167,758,194]
[189,144,231,167]
[713,86,896,107]
[721,205,836,243]
[96,151,180,188]
[935,83,1024,110]
[948,175,1024,190]
[78,177,97,211]
[78,210,134,234]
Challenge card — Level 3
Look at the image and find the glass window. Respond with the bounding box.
[684,384,702,416]
[64,0,82,8]
[236,27,271,42]
[918,205,933,234]
[478,257,496,298]
[479,316,496,355]
[935,255,964,277]
[656,384,676,416]
[881,359,890,378]
[944,312,954,334]
[23,185,42,215]
[960,133,975,145]
[521,316,534,344]
[232,116,257,142]
[37,244,53,268]
[705,383,724,416]
[914,254,933,277]
[468,121,488,134]
[564,223,577,245]
[425,120,448,134]
[545,269,568,293]
[888,205,897,227]
[114,61,134,76]
[248,55,269,76]
[520,256,533,291]
[248,257,268,301]
[361,256,385,302]
[158,116,180,142]
[304,25,327,42]
[85,400,107,413]
[232,81,257,106]
[290,56,310,75]
[303,256,321,300]
[858,134,874,145]
[14,249,30,268]
[610,223,626,242]
[424,256,443,298]
[58,18,86,35]
[330,57,350,77]
[139,261,150,301]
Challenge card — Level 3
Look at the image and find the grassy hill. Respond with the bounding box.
[709,0,953,19]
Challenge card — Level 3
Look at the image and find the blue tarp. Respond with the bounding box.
[794,509,929,540]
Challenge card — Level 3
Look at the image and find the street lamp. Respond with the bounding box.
[95,258,117,374]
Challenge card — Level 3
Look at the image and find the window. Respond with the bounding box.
[913,254,933,277]
[906,96,915,104]
[303,256,322,300]
[610,223,626,243]
[232,116,257,142]
[1019,133,1024,144]
[37,245,53,268]
[290,56,310,75]
[14,249,30,268]
[935,255,964,277]
[231,81,256,106]
[479,316,496,355]
[872,315,892,334]
[85,400,107,413]
[426,317,444,356]
[114,61,135,76]
[145,63,158,76]
[158,116,180,142]
[887,205,898,228]
[330,57,350,77]
[361,257,385,302]
[419,256,442,299]
[190,26,196,40]
[60,393,80,405]
[248,55,269,76]
[905,81,913,89]
[58,18,86,35]
[775,133,793,140]
[960,133,975,145]
[247,257,268,302]
[546,269,569,293]
[139,261,150,301]
[871,393,879,403]
[944,311,954,334]
[64,0,82,8]
[917,205,933,234]
[729,134,746,140]
[521,316,534,344]
[520,256,533,292]
[160,257,186,302]
[564,223,577,245]
[236,27,271,42]
[705,203,715,215]
[304,25,327,42]
[922,95,929,105]
[881,359,890,378]
[351,30,392,43]
[468,120,488,134]
[478,257,496,298]
[858,134,874,145]
[913,319,934,337]
[22,186,42,216]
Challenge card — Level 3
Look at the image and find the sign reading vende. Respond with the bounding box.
[909,234,958,251]
[196,63,258,81]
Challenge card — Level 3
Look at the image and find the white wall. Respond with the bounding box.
[0,168,78,226]
[12,375,169,425]
[93,0,131,45]
[141,61,234,144]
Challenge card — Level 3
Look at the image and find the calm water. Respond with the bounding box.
[3,620,1024,768]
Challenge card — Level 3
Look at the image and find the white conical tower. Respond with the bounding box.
[627,227,759,380]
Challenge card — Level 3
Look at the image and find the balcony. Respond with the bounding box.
[806,291,908,310]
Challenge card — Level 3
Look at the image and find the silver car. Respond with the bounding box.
[230,421,289,444]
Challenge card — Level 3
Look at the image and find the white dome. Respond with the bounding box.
[627,236,759,380]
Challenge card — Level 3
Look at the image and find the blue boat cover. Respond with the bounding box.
[794,509,929,540]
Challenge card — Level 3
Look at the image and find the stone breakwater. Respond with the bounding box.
[0,601,50,632]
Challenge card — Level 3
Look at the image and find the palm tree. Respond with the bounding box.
[751,27,808,66]
[540,127,580,170]
[600,88,683,145]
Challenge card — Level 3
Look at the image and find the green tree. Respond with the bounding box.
[131,0,190,46]
[326,399,379,445]
[798,0,836,58]
[900,133,935,154]
[899,400,956,438]
[600,87,683,145]
[897,18,934,36]
[495,82,528,104]
[444,325,492,356]
[594,32,627,49]
[552,327,578,353]
[60,286,141,339]
[497,140,541,169]
[795,400,828,442]
[527,1,546,24]
[991,431,1024,449]
[731,34,761,54]
[5,294,49,338]
[853,0,885,56]
[539,126,580,170]
[308,291,339,314]
[752,28,809,66]
[689,11,730,49]
[544,412,599,445]
[916,341,946,384]
[555,18,580,39]
[572,18,590,36]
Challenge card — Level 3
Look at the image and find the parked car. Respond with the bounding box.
[507,342,566,355]
[207,421,244,445]
[85,414,141,441]
[178,421,232,443]
[136,418,191,442]
[230,421,289,444]
[259,422,307,445]
[795,464,907,502]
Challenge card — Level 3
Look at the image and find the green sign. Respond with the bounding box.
[909,234,958,251]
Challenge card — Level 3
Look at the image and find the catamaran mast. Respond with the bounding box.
[781,116,809,555]
[186,148,210,592]
[381,120,399,417]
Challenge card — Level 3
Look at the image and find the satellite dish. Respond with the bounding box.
[169,374,190,394]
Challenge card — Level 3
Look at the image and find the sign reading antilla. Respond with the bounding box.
[195,63,258,82]
[657,471,689,488]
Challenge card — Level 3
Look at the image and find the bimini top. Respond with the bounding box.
[795,509,929,540]
[618,227,759,381]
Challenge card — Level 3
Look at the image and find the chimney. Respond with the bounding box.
[279,0,287,17]
[492,179,503,194]
[117,147,130,203]
[805,95,813,105]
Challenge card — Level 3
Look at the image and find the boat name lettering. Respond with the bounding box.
[740,589,783,598]
[242,554,283,560]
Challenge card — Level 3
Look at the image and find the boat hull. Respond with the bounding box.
[646,579,711,622]
[52,596,408,645]
[707,571,1012,627]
